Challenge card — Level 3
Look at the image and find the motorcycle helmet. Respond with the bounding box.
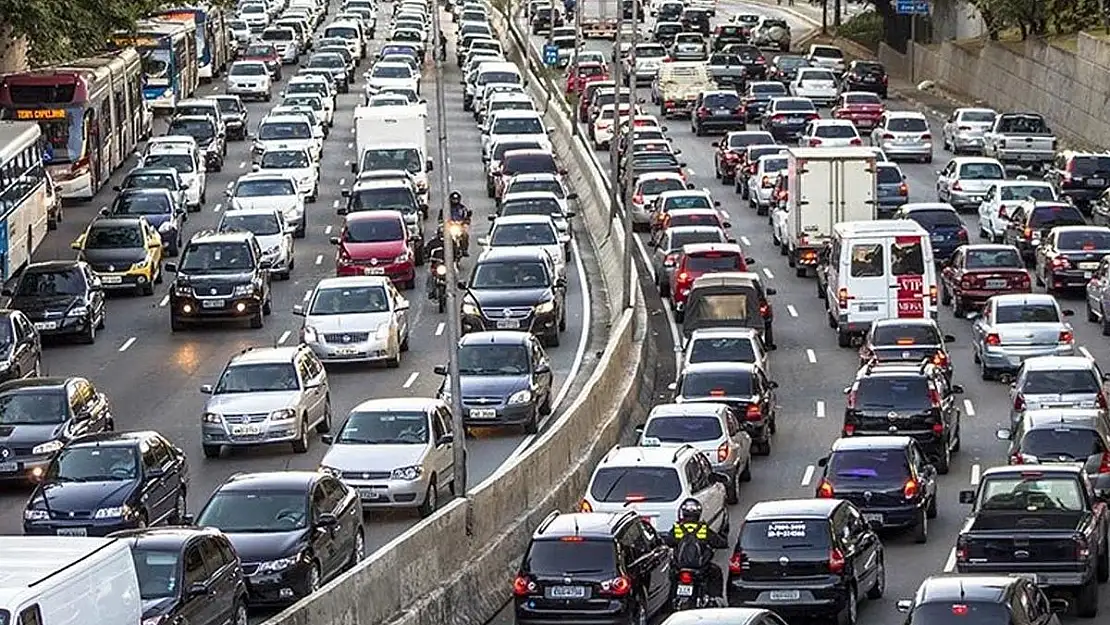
[678,498,702,524]
[449,190,462,205]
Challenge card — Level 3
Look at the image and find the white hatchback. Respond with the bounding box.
[977,179,1058,242]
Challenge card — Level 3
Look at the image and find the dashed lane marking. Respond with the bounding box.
[787,304,798,317]
[278,330,291,345]
[324,225,333,235]
[435,322,445,336]
[806,349,817,364]
[158,295,169,307]
[970,463,981,486]
[815,400,826,418]
[118,337,137,352]
[332,199,340,209]
[762,267,774,279]
[338,178,346,186]
[801,465,815,486]
[740,236,751,246]
[302,290,311,301]
[963,399,975,416]
[943,548,957,573]
[238,161,246,169]
[314,254,323,265]
[213,203,222,212]
[403,372,419,388]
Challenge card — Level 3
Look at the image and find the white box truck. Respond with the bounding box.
[0,536,141,625]
[781,146,878,277]
[352,104,432,200]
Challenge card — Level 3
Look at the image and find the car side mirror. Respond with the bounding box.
[711,142,719,147]
[251,164,261,172]
[679,161,688,167]
[434,364,447,375]
[710,472,729,485]
[224,189,232,197]
[667,381,677,391]
[260,260,273,270]
[996,428,1012,440]
[1062,309,1075,316]
[745,257,756,265]
[0,288,10,297]
[70,241,82,250]
[112,185,121,192]
[567,192,578,200]
[686,183,696,189]
[292,304,305,316]
[896,600,913,613]
[199,384,214,394]
[456,280,467,290]
[350,162,358,173]
[943,334,956,343]
[816,456,828,468]
[534,362,550,374]
[765,287,777,295]
[182,513,195,525]
[843,386,852,394]
[98,207,110,216]
[1049,599,1070,614]
[320,434,334,445]
[951,384,965,394]
[438,433,454,446]
[329,236,340,245]
[958,489,976,504]
[315,512,339,528]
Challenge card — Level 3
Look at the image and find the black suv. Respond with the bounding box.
[727,498,885,621]
[815,436,938,543]
[840,60,889,98]
[896,575,1067,625]
[4,260,107,344]
[166,230,273,331]
[842,360,964,474]
[0,376,114,482]
[113,526,249,625]
[459,248,567,347]
[514,511,673,625]
[167,114,225,172]
[721,44,767,80]
[0,309,41,382]
[857,318,956,382]
[672,361,778,456]
[209,95,249,141]
[1046,151,1110,209]
[681,8,712,33]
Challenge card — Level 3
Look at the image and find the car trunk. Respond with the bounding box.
[995,322,1063,347]
[964,511,1085,562]
[868,344,940,363]
[738,520,833,581]
[965,268,1028,292]
[1022,391,1100,411]
[524,539,622,613]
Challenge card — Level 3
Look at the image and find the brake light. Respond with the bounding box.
[600,575,632,597]
[849,138,862,145]
[728,552,744,573]
[844,422,856,435]
[664,99,675,109]
[1024,226,1033,240]
[807,113,821,121]
[759,302,771,318]
[716,441,729,462]
[986,332,1001,346]
[903,477,919,499]
[809,138,822,147]
[845,389,857,410]
[560,536,585,541]
[929,284,937,303]
[932,422,945,435]
[956,537,969,562]
[828,548,845,574]
[664,253,678,267]
[921,133,932,140]
[513,575,535,596]
[578,498,593,512]
[755,56,766,64]
[932,352,948,367]
[1010,450,1025,464]
[816,478,834,498]
[676,271,690,284]
[771,114,786,122]
[1052,256,1071,269]
[1099,392,1108,410]
[761,176,771,187]
[951,180,962,191]
[1013,393,1025,411]
[837,287,850,309]
[1065,158,1075,182]
[957,227,969,242]
[697,107,710,118]
[678,570,694,584]
[1076,537,1091,560]
[882,133,895,140]
[1059,329,1074,343]
[725,151,740,161]
[745,403,762,421]
[1099,450,1110,473]
[882,75,889,84]
[952,604,969,616]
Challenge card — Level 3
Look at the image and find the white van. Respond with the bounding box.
[0,537,141,625]
[820,220,938,347]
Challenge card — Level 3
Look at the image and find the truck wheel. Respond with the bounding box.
[1098,542,1109,583]
[1076,578,1099,617]
[836,329,852,348]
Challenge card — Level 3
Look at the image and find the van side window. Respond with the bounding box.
[891,237,926,275]
[16,606,42,625]
[850,243,883,277]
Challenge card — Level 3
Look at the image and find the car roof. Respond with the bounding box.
[190,230,255,244]
[229,346,302,365]
[237,171,297,183]
[345,210,405,223]
[111,526,223,548]
[667,224,725,235]
[915,575,1019,604]
[1050,225,1110,234]
[493,214,557,226]
[68,430,159,448]
[534,511,632,539]
[746,498,840,520]
[313,276,393,291]
[830,436,913,452]
[951,156,1003,166]
[647,402,731,418]
[221,207,283,218]
[682,242,743,255]
[690,272,761,289]
[1022,410,1104,431]
[980,464,1084,478]
[1020,355,1096,371]
[871,317,939,329]
[901,202,957,213]
[260,114,311,125]
[811,119,855,126]
[990,293,1059,305]
[688,327,760,340]
[458,330,533,346]
[0,376,75,393]
[24,260,83,274]
[127,166,178,176]
[682,361,757,374]
[598,444,696,468]
[89,216,145,229]
[476,247,550,263]
[659,189,711,199]
[886,110,927,119]
[219,471,321,492]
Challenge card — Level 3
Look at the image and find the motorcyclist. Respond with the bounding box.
[424,226,448,301]
[439,190,472,256]
[662,499,727,603]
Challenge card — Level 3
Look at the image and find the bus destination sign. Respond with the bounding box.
[16,109,66,121]
[159,11,197,22]
[111,35,160,48]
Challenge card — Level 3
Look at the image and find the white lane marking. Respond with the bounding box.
[1081,346,1094,360]
[213,203,222,212]
[435,322,445,336]
[687,168,696,176]
[314,254,323,265]
[332,199,340,209]
[801,465,815,486]
[403,372,419,388]
[762,267,774,279]
[344,160,351,167]
[338,178,346,186]
[963,399,975,416]
[278,330,291,345]
[943,548,957,573]
[740,236,751,246]
[970,463,981,486]
[806,348,817,364]
[158,294,169,307]
[324,225,333,235]
[302,289,312,301]
[118,337,137,352]
[816,400,826,418]
[347,142,354,149]
[238,161,246,169]
[226,181,233,189]
[787,304,798,317]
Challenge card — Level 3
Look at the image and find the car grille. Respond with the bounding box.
[52,510,92,519]
[340,470,392,480]
[192,284,235,297]
[352,258,389,266]
[481,306,533,319]
[12,446,35,456]
[222,413,268,424]
[462,397,501,406]
[90,263,123,273]
[323,332,370,343]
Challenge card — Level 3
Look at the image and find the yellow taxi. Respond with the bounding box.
[72,216,164,296]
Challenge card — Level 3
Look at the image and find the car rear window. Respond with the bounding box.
[1030,205,1085,228]
[815,124,856,138]
[1000,184,1054,201]
[761,157,787,172]
[639,178,685,195]
[688,336,756,364]
[1057,230,1110,250]
[871,323,939,346]
[525,539,617,575]
[1022,369,1100,394]
[887,117,927,132]
[876,165,903,184]
[828,449,910,481]
[854,376,931,410]
[704,93,740,108]
[751,83,786,95]
[740,520,831,550]
[908,209,962,228]
[1071,156,1110,176]
[686,252,742,272]
[908,603,1010,625]
[960,110,997,124]
[728,133,774,148]
[958,162,1004,180]
[503,153,557,175]
[680,369,753,397]
[774,99,816,112]
[965,248,1023,268]
[1020,426,1104,461]
[644,416,723,443]
[854,62,884,74]
[844,93,881,105]
[590,467,683,502]
[995,303,1059,323]
[669,229,724,250]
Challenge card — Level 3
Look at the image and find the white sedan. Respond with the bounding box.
[976,179,1058,242]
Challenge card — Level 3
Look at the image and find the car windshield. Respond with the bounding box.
[1000,184,1055,201]
[0,391,67,425]
[871,323,940,346]
[372,64,413,78]
[1058,230,1110,250]
[216,363,299,393]
[828,449,909,481]
[179,242,254,272]
[235,179,296,197]
[680,369,753,397]
[361,148,422,173]
[349,187,416,212]
[471,261,549,288]
[345,218,405,242]
[668,229,724,251]
[996,303,1060,323]
[232,63,267,76]
[506,181,563,198]
[458,344,530,375]
[213,98,241,114]
[815,124,857,138]
[259,122,310,140]
[1021,427,1103,461]
[703,93,740,108]
[958,162,1004,180]
[336,410,428,444]
[1022,369,1100,394]
[751,83,786,95]
[844,93,881,105]
[876,166,902,184]
[17,269,85,296]
[774,100,815,112]
[144,153,195,173]
[800,70,836,81]
[261,150,310,169]
[124,174,176,190]
[308,55,343,68]
[908,603,1009,625]
[491,223,557,246]
[888,117,928,132]
[740,520,831,549]
[854,377,931,410]
[687,252,742,272]
[966,248,1023,268]
[132,549,180,600]
[492,117,543,134]
[309,285,389,314]
[590,467,683,502]
[112,193,172,216]
[85,225,144,249]
[979,475,1084,510]
[220,213,282,236]
[47,446,138,482]
[168,119,214,140]
[196,491,308,532]
[504,154,557,175]
[1030,205,1085,228]
[525,539,618,576]
[644,416,722,443]
[908,209,962,228]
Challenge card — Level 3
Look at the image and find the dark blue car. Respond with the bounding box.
[105,189,186,255]
[894,202,968,262]
[875,162,908,218]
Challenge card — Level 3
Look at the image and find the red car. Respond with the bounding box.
[940,243,1031,314]
[670,242,753,315]
[239,42,282,81]
[494,148,562,200]
[832,91,885,130]
[331,210,416,289]
[713,130,774,184]
[566,62,609,95]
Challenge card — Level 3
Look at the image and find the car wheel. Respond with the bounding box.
[725,469,740,504]
[315,398,332,434]
[81,320,96,344]
[249,307,263,329]
[171,489,187,524]
[418,476,438,518]
[913,508,928,543]
[292,417,310,453]
[866,556,885,599]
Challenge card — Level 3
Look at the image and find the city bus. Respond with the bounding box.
[110,18,199,111]
[155,5,231,81]
[0,48,146,201]
[0,121,50,279]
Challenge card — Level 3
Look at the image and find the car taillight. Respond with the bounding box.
[903,477,919,499]
[677,570,694,584]
[932,422,945,435]
[1099,450,1110,474]
[961,274,979,289]
[771,114,786,121]
[898,183,908,196]
[697,107,710,118]
[828,548,845,574]
[956,537,969,562]
[1010,450,1025,464]
[725,151,740,161]
[633,193,644,204]
[1099,392,1108,410]
[745,403,761,421]
[600,575,632,597]
[933,352,948,367]
[1024,227,1033,240]
[1076,537,1091,560]
[807,113,820,121]
[1019,272,1032,289]
[1059,330,1074,343]
[728,552,744,573]
[755,56,765,64]
[957,227,968,242]
[816,478,834,498]
[1013,393,1025,411]
[676,271,691,285]
[809,138,822,147]
[882,75,889,84]
[513,575,535,596]
[578,498,593,512]
[664,99,675,108]
[837,287,850,309]
[759,301,771,318]
[985,332,1001,346]
[748,163,758,173]
[921,133,932,140]
[928,389,942,407]
[951,180,963,191]
[1052,256,1071,269]
[843,422,856,435]
[716,441,729,462]
[882,133,895,140]
[929,284,937,303]
[849,138,862,145]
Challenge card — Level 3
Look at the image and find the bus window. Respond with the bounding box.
[142,48,172,87]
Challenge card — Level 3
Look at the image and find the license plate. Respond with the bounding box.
[549,586,586,599]
[1080,262,1100,270]
[335,347,358,355]
[100,276,122,284]
[863,512,883,524]
[897,136,916,143]
[1091,178,1105,186]
[0,461,16,473]
[858,303,879,312]
[769,590,800,601]
[33,322,57,331]
[985,279,1008,289]
[1020,153,1039,161]
[358,488,381,500]
[363,267,386,275]
[787,116,803,123]
[713,109,730,116]
[675,585,694,597]
[201,299,225,309]
[231,424,263,435]
[469,408,497,419]
[57,527,87,537]
[496,319,520,329]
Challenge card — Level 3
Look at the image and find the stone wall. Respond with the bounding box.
[930,0,987,41]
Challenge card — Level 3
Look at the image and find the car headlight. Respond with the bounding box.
[174,285,192,297]
[394,251,410,263]
[268,409,296,421]
[462,302,479,315]
[448,223,463,237]
[535,300,555,314]
[94,506,128,519]
[143,616,166,625]
[508,389,533,405]
[158,221,175,233]
[303,326,318,342]
[131,259,150,271]
[203,412,222,424]
[23,509,48,521]
[319,465,341,477]
[233,284,254,297]
[435,264,447,276]
[256,554,301,574]
[67,306,88,317]
[375,324,391,339]
[32,440,64,455]
[391,465,423,480]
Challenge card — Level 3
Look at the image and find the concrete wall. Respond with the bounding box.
[930,0,986,41]
[0,31,28,72]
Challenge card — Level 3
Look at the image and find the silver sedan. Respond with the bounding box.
[870,111,933,163]
[971,293,1077,381]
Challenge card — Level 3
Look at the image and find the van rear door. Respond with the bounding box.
[842,236,890,323]
[886,234,935,318]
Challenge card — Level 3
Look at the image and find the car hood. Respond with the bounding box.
[178,271,256,286]
[469,287,551,309]
[460,374,530,397]
[0,423,66,445]
[321,443,426,472]
[343,240,406,258]
[10,294,84,316]
[206,391,300,414]
[254,233,285,252]
[80,248,147,265]
[223,530,307,563]
[30,480,135,512]
[305,311,392,333]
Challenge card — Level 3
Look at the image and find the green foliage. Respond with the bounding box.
[835,10,884,51]
[965,0,1103,39]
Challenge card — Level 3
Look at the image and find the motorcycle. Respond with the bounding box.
[427,246,450,313]
[671,569,718,612]
[445,219,470,256]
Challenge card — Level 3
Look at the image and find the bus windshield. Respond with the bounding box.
[140,47,172,87]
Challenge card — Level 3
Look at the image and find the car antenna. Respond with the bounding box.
[573,517,580,537]
[959,580,966,601]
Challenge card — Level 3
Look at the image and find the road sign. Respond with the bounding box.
[896,0,929,14]
[543,44,559,66]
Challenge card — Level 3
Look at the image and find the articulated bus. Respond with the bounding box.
[155,5,231,81]
[0,48,147,201]
[110,18,199,111]
[0,122,50,279]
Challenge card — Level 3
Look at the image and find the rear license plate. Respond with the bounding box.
[496,319,520,329]
[1080,262,1100,270]
[858,303,879,312]
[33,322,57,331]
[469,408,497,419]
[549,586,587,599]
[335,347,358,355]
[787,116,803,123]
[713,109,730,116]
[363,267,386,275]
[1020,153,1039,161]
[985,279,1008,289]
[358,488,381,500]
[100,276,123,284]
[1090,178,1105,186]
[769,590,800,601]
[231,424,263,435]
[201,299,225,309]
[0,461,17,473]
[863,512,883,524]
[675,585,694,597]
[57,527,87,537]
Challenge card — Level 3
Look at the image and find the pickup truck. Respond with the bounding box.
[706,52,745,87]
[983,112,1058,170]
[651,62,715,119]
[955,464,1109,617]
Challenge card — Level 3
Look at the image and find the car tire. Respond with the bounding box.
[926,494,938,519]
[202,444,221,458]
[1076,577,1099,617]
[292,417,310,453]
[249,307,264,329]
[1088,300,1099,322]
[866,557,885,599]
[81,320,96,344]
[523,412,539,435]
[725,469,740,504]
[935,441,951,475]
[837,584,858,625]
[171,489,187,524]
[913,509,928,544]
[315,399,332,434]
[418,476,438,518]
[836,329,852,348]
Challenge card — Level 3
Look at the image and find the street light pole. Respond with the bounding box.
[609,0,624,230]
[623,0,638,308]
[432,1,467,497]
[572,0,583,136]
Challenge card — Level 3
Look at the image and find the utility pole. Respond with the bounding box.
[432,0,467,497]
[821,0,828,34]
[623,0,637,308]
[609,0,625,234]
[572,0,583,136]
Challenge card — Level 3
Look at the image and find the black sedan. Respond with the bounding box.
[760,97,819,142]
[187,471,364,606]
[3,260,107,344]
[671,361,778,455]
[0,309,41,383]
[23,431,188,536]
[436,330,554,433]
[459,248,567,347]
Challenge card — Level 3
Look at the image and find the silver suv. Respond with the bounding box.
[1008,355,1110,427]
[200,345,332,457]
